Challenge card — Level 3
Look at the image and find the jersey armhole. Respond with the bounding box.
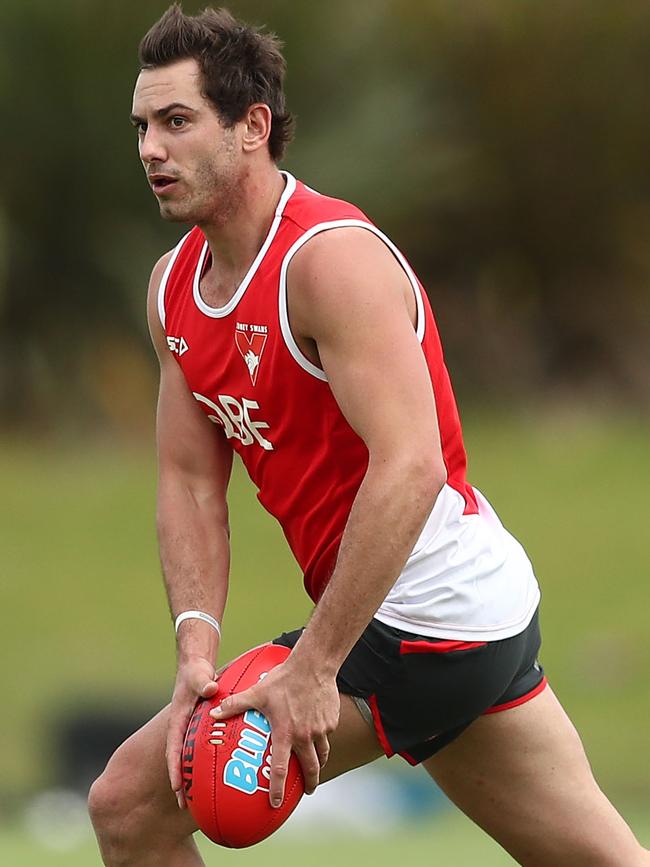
[278,219,426,381]
[157,230,193,329]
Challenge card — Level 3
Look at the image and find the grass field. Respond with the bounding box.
[0,817,547,867]
[2,807,650,867]
[1,411,649,861]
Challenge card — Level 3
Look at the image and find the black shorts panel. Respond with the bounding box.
[273,607,545,765]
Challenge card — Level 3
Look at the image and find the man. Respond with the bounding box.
[89,6,649,866]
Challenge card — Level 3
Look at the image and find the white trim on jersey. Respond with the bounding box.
[191,172,297,319]
[278,219,427,381]
[376,485,541,641]
[157,230,193,328]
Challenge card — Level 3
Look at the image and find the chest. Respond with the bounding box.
[169,275,295,454]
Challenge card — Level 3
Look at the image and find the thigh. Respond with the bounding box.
[276,618,541,765]
[424,686,646,867]
[321,693,384,783]
[100,690,381,817]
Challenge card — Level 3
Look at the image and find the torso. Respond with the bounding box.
[158,172,540,640]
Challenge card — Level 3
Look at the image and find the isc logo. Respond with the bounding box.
[193,392,273,451]
[167,335,189,356]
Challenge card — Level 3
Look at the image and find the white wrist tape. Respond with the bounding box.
[174,610,221,637]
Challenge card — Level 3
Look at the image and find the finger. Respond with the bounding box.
[293,740,321,796]
[269,736,291,808]
[209,687,257,720]
[314,734,330,768]
[166,701,195,796]
[166,744,184,799]
[166,728,185,796]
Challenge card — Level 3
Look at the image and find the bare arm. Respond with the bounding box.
[147,253,233,805]
[289,228,446,670]
[213,228,447,804]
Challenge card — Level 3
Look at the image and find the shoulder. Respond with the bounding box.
[148,249,174,294]
[289,225,398,286]
[286,178,368,230]
[145,227,204,312]
[286,225,416,348]
[146,249,175,358]
[146,250,174,316]
[287,224,410,311]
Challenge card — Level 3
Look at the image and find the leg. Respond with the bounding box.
[89,695,382,867]
[424,686,650,867]
[88,706,201,867]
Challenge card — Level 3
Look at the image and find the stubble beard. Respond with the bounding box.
[158,134,243,227]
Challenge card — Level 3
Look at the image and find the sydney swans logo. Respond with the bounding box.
[235,323,268,386]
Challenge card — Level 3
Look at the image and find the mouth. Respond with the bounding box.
[149,175,179,195]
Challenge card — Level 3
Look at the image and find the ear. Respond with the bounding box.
[241,103,272,154]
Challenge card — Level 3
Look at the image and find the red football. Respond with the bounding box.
[181,643,304,848]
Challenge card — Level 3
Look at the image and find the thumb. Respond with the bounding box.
[200,680,219,698]
[185,662,216,693]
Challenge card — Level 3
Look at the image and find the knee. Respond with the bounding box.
[88,764,143,865]
[88,769,121,831]
[88,768,119,838]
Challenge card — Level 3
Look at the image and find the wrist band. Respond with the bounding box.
[174,610,221,637]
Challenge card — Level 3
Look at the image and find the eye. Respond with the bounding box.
[169,116,187,129]
[135,122,147,136]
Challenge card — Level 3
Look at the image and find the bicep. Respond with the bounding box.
[320,307,439,460]
[289,230,442,463]
[156,358,233,494]
[146,254,233,499]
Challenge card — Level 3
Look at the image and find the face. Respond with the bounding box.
[131,58,243,224]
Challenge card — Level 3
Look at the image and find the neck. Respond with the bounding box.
[198,165,286,278]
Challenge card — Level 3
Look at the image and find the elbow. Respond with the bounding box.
[372,447,446,508]
[156,477,230,537]
[433,465,448,499]
[416,453,447,505]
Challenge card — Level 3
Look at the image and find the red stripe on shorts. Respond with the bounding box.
[399,639,487,655]
[367,694,394,758]
[398,750,420,766]
[482,676,548,715]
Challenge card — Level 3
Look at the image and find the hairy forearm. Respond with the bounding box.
[295,452,445,673]
[157,476,230,663]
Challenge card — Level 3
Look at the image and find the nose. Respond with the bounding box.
[139,126,167,165]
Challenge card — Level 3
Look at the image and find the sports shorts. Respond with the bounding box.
[273,606,546,765]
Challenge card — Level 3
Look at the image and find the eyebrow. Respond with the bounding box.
[129,102,197,125]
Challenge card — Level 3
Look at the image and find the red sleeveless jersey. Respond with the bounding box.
[159,173,478,603]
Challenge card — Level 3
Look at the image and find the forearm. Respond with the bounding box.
[295,452,445,674]
[157,477,230,663]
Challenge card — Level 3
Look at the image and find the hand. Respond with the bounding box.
[167,657,219,808]
[210,657,340,807]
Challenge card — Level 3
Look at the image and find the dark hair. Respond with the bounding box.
[138,4,294,162]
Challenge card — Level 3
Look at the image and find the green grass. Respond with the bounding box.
[0,442,309,793]
[462,413,650,794]
[0,817,516,867]
[2,806,649,867]
[1,412,649,805]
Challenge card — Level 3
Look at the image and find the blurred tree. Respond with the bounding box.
[390,0,650,402]
[0,0,648,433]
[0,0,173,433]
